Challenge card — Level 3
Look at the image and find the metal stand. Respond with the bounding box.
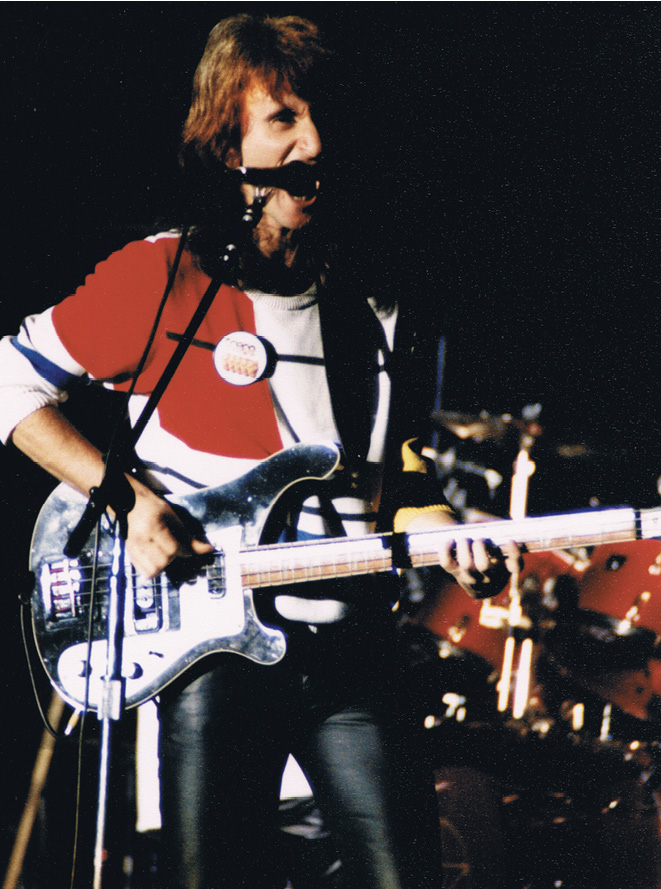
[93,523,128,889]
[495,414,540,717]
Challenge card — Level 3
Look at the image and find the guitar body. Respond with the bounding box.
[30,443,340,711]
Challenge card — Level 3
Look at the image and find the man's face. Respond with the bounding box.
[236,84,322,235]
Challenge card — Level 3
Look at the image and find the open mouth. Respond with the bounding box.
[291,180,320,202]
[280,162,321,201]
[287,169,321,202]
[234,161,321,202]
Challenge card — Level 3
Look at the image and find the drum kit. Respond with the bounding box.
[403,407,661,889]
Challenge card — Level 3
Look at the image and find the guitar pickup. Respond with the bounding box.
[130,572,166,634]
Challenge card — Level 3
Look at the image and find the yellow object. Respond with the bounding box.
[401,438,428,473]
[393,504,453,533]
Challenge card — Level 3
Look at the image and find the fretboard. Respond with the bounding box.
[237,505,661,590]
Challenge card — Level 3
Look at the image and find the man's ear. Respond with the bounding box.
[225,146,241,169]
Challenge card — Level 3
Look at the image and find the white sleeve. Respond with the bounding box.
[0,307,86,444]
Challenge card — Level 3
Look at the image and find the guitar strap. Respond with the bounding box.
[128,274,225,450]
[318,288,383,469]
[318,289,441,538]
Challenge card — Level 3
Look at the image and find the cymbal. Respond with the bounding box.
[431,410,544,443]
[555,443,595,459]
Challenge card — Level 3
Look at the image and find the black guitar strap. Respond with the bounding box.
[128,275,225,450]
[318,288,384,469]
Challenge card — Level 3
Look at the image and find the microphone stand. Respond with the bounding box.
[93,519,128,889]
[63,192,267,889]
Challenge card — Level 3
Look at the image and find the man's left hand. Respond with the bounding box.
[404,509,523,599]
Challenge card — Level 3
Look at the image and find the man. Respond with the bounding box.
[0,14,519,888]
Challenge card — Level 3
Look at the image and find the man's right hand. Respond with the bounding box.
[125,481,214,578]
[11,405,213,579]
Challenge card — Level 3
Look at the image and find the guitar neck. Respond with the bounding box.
[240,505,661,591]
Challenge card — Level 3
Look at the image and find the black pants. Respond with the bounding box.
[158,605,442,889]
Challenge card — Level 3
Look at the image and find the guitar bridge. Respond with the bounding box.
[40,558,83,621]
[38,554,168,637]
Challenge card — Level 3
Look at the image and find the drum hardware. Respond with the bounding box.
[598,703,614,742]
[431,410,512,442]
[651,552,661,576]
[422,693,469,731]
[552,542,661,720]
[414,557,579,727]
[617,590,652,636]
[495,417,541,719]
[550,696,598,737]
[477,592,535,717]
[497,630,539,719]
[497,636,517,715]
[423,446,503,500]
[512,637,535,720]
[509,448,535,522]
[430,403,543,445]
[442,476,468,514]
[442,692,468,722]
[422,412,544,719]
[570,702,586,733]
[533,643,661,750]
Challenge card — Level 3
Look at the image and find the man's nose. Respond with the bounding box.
[298,115,322,160]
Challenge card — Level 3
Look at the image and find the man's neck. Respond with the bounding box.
[244,221,315,295]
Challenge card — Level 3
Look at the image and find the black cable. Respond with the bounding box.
[19,597,67,740]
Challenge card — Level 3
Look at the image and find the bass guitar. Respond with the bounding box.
[29,442,661,711]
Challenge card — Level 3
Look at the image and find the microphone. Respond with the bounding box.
[233,161,320,198]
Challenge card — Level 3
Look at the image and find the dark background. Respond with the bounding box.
[2,1,661,879]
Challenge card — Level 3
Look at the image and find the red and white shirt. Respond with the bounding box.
[0,232,398,545]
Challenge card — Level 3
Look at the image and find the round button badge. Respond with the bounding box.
[213,331,272,386]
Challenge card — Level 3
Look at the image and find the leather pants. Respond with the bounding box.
[158,604,442,889]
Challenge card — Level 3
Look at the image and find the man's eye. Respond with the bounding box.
[273,110,296,126]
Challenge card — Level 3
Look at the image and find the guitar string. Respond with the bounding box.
[38,510,652,615]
